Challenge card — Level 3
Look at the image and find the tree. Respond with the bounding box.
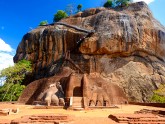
[103,0,132,8]
[103,0,113,8]
[77,4,83,12]
[0,59,32,84]
[115,0,131,7]
[53,10,68,22]
[39,20,48,26]
[65,4,76,16]
[0,83,25,101]
[0,59,32,101]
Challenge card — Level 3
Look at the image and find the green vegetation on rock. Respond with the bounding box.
[39,20,48,26]
[115,0,131,7]
[151,84,165,103]
[53,10,68,22]
[103,0,131,8]
[77,4,83,12]
[103,0,113,8]
[0,59,32,101]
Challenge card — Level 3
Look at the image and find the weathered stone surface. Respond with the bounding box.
[11,114,73,124]
[15,2,165,102]
[19,67,127,105]
[37,82,65,106]
[109,113,165,123]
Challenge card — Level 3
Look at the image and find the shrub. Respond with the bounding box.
[53,10,68,22]
[103,0,132,8]
[0,83,25,101]
[116,0,131,7]
[151,94,165,103]
[39,20,48,26]
[103,0,113,8]
[151,84,165,103]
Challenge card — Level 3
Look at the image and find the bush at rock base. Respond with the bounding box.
[151,85,165,103]
[0,83,25,101]
[0,59,32,101]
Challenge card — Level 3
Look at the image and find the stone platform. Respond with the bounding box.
[109,114,165,123]
[11,114,74,124]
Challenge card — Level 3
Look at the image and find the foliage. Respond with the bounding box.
[0,83,25,101]
[53,10,68,22]
[151,94,165,103]
[115,0,131,7]
[103,0,113,8]
[151,84,165,103]
[39,20,48,26]
[103,0,132,8]
[0,59,32,84]
[0,59,32,101]
[77,4,83,12]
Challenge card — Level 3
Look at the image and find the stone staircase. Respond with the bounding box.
[72,97,83,108]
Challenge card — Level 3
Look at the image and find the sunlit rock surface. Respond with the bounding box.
[15,2,165,102]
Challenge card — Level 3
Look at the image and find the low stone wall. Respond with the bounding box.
[129,102,165,108]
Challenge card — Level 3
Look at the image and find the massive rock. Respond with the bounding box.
[15,2,165,103]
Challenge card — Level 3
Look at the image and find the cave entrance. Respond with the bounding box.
[73,87,82,97]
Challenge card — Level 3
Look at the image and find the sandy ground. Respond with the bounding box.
[0,103,165,123]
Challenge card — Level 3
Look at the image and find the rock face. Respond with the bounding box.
[15,2,165,103]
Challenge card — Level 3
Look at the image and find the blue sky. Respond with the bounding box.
[0,0,165,70]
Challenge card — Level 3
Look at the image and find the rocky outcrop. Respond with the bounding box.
[15,2,165,102]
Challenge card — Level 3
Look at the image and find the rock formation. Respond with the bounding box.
[15,2,165,103]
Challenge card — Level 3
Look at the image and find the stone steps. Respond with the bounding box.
[72,97,83,108]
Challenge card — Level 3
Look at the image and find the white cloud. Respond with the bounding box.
[0,38,13,52]
[133,0,155,4]
[0,52,14,70]
[0,38,15,71]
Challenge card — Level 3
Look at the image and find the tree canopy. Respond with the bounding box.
[115,0,131,7]
[53,10,68,22]
[0,59,32,84]
[77,4,83,12]
[103,0,132,8]
[0,59,32,101]
[103,0,113,8]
